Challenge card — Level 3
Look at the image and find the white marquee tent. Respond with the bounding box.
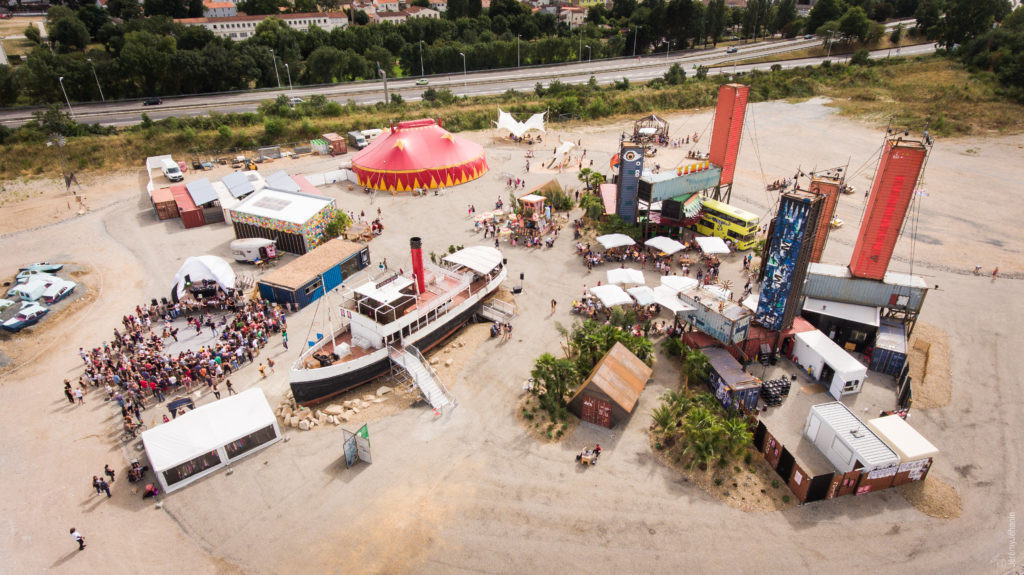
[596,233,636,250]
[653,285,696,314]
[607,268,646,285]
[496,109,547,138]
[171,256,237,299]
[660,275,699,293]
[141,388,281,493]
[627,286,656,307]
[589,284,634,307]
[644,236,686,255]
[695,236,730,254]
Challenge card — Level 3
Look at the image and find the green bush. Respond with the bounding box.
[772,479,780,489]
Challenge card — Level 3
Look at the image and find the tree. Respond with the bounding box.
[24,25,42,45]
[76,5,111,39]
[941,0,1013,48]
[237,0,286,15]
[839,6,871,43]
[0,65,18,106]
[108,0,143,19]
[680,347,709,388]
[774,0,798,36]
[353,10,369,25]
[49,17,91,52]
[530,353,579,413]
[808,0,847,34]
[705,0,727,45]
[324,210,352,238]
[890,22,904,45]
[663,62,686,84]
[651,404,678,435]
[720,416,752,459]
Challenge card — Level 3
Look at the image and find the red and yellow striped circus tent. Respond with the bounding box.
[351,118,488,192]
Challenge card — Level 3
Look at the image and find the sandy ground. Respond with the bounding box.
[1,98,1023,574]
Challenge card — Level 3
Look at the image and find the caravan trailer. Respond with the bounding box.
[230,238,278,263]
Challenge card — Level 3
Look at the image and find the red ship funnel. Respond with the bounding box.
[410,237,426,294]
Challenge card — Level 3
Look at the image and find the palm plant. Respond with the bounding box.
[720,417,753,459]
[680,347,710,388]
[650,405,678,435]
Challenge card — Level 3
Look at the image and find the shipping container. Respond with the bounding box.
[151,186,179,220]
[322,133,347,155]
[171,184,206,229]
[756,190,823,331]
[803,402,899,474]
[850,138,928,279]
[708,84,749,187]
[256,240,369,310]
[866,415,937,486]
[677,286,752,345]
[701,347,760,411]
[791,329,868,398]
[638,168,723,203]
[803,263,928,313]
[870,320,908,376]
[807,176,842,263]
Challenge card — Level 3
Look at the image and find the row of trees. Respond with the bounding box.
[957,6,1024,102]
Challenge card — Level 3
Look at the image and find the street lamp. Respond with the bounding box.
[665,40,672,60]
[270,48,281,89]
[377,62,389,103]
[517,34,521,68]
[284,62,293,92]
[58,76,75,119]
[459,52,466,86]
[584,44,591,63]
[86,58,104,102]
[826,30,835,59]
[632,25,642,58]
[419,40,425,77]
[578,26,583,62]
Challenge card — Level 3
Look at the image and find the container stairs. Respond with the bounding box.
[388,345,455,412]
[478,298,516,323]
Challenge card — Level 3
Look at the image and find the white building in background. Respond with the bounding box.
[202,0,237,18]
[176,12,349,40]
[404,6,439,19]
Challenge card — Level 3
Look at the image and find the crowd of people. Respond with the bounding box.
[71,294,286,439]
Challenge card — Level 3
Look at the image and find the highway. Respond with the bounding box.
[0,20,922,128]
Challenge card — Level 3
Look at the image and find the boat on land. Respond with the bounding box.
[289,238,507,406]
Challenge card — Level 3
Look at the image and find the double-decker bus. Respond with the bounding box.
[691,199,760,250]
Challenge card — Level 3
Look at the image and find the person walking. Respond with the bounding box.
[281,329,288,350]
[98,478,111,498]
[70,527,86,551]
[226,379,236,395]
[212,384,221,400]
[550,299,557,313]
[63,381,75,405]
[267,358,275,373]
[104,464,116,483]
[258,363,266,378]
[92,476,103,495]
[992,267,999,280]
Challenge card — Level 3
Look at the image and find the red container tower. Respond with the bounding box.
[808,174,842,263]
[708,84,749,188]
[849,137,928,279]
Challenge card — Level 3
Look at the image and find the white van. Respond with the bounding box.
[162,159,184,182]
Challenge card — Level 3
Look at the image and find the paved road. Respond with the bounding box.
[0,20,919,128]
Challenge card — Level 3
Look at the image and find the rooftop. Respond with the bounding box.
[259,239,364,291]
[230,188,334,225]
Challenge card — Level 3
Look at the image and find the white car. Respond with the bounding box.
[2,303,49,332]
[7,275,54,301]
[41,278,76,304]
[15,269,55,283]
[0,298,16,312]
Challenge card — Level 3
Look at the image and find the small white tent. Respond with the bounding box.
[644,236,686,255]
[607,268,646,285]
[695,236,730,254]
[141,388,281,493]
[589,284,634,307]
[596,233,636,250]
[660,275,699,293]
[172,256,237,299]
[627,286,656,306]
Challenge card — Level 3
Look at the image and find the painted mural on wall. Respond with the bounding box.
[616,145,644,224]
[756,199,810,331]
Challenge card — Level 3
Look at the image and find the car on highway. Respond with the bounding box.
[289,97,303,105]
[416,79,429,86]
[804,34,815,39]
[2,303,49,332]
[143,97,163,106]
[726,46,738,54]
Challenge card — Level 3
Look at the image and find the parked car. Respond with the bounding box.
[161,158,184,182]
[726,46,738,54]
[18,262,63,273]
[289,97,303,105]
[15,269,56,283]
[7,276,54,301]
[143,97,163,106]
[2,303,49,332]
[804,34,815,40]
[416,79,429,86]
[41,278,76,304]
[0,298,16,313]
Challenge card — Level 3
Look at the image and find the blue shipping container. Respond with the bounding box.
[870,321,908,376]
[702,347,761,412]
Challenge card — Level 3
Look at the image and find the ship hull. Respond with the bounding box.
[290,302,484,406]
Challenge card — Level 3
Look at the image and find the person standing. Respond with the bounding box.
[226,379,236,395]
[70,527,86,551]
[92,476,103,495]
[992,267,999,280]
[98,478,111,498]
[74,387,85,406]
[281,329,288,350]
[64,381,75,405]
[212,384,221,400]
[104,464,116,483]
[550,299,557,313]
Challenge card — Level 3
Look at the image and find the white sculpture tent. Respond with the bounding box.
[141,388,281,493]
[171,255,237,299]
[496,109,546,138]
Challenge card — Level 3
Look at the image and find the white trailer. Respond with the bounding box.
[791,329,867,399]
[803,402,899,474]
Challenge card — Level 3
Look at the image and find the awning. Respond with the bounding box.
[627,286,656,306]
[660,275,698,293]
[742,293,759,313]
[596,233,636,249]
[354,275,413,303]
[653,285,696,314]
[803,297,880,327]
[186,178,218,206]
[606,268,645,285]
[589,284,633,307]
[519,194,546,203]
[695,236,730,254]
[442,246,502,275]
[644,236,686,255]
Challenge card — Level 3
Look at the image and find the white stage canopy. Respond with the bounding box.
[596,233,636,249]
[606,268,645,285]
[172,256,237,299]
[695,236,730,254]
[589,284,634,307]
[653,285,696,314]
[660,275,699,293]
[443,246,503,275]
[496,109,546,138]
[644,236,686,255]
[627,286,656,307]
[141,388,281,493]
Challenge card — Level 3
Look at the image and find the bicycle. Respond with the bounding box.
[119,422,148,443]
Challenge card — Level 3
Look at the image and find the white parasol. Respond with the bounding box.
[644,236,686,255]
[596,233,636,250]
[606,268,646,285]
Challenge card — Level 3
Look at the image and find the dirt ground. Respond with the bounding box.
[1,98,1023,574]
[907,322,953,409]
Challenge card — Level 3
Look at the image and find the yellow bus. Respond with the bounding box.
[691,199,760,251]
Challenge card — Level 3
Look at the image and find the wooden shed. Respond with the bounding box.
[567,342,652,429]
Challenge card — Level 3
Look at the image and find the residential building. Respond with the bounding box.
[403,5,439,19]
[428,0,446,12]
[558,5,586,28]
[176,12,349,40]
[202,0,237,18]
[373,10,407,23]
